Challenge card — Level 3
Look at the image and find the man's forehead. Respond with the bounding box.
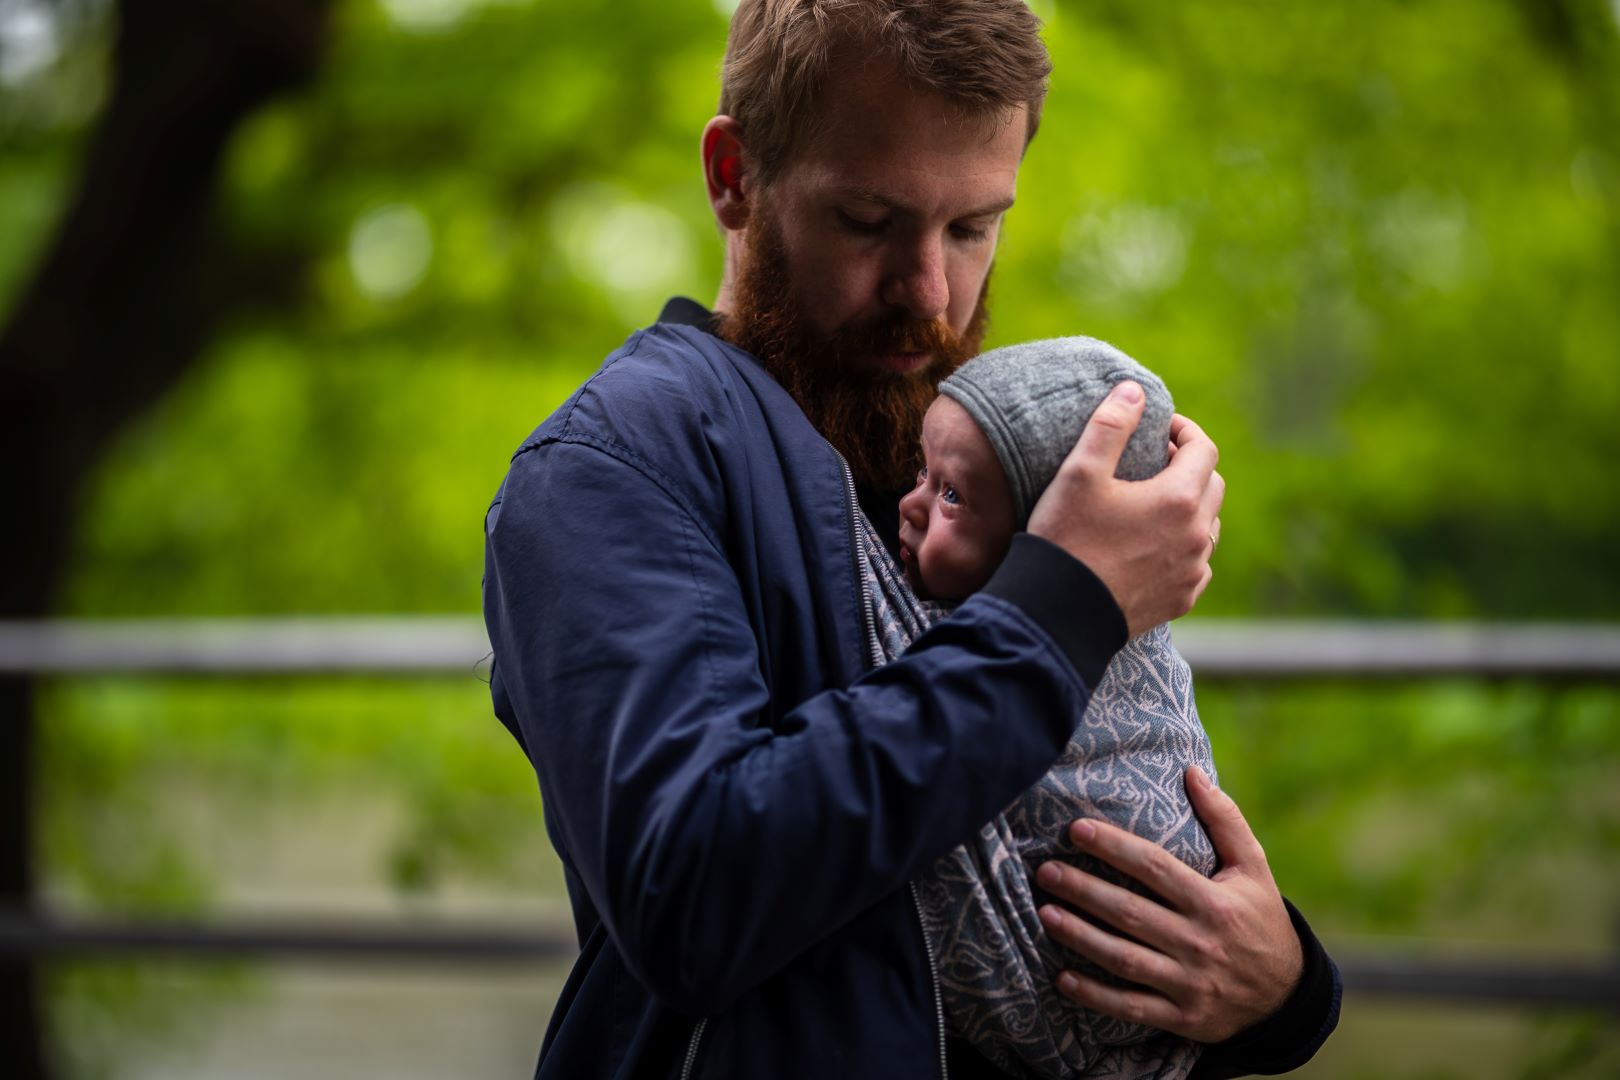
[815,50,1026,138]
[785,144,1022,223]
[779,61,1028,204]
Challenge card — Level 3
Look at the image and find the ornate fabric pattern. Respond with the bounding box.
[856,510,1215,1080]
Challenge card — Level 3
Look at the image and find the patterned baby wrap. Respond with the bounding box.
[856,512,1217,1080]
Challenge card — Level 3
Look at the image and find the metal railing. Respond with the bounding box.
[2,617,1618,1013]
[5,617,1620,678]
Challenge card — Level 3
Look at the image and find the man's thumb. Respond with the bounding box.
[1065,380,1145,481]
[1186,766,1268,870]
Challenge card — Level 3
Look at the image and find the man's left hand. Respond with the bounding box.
[1034,765,1302,1043]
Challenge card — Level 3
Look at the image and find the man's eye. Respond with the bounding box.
[950,223,991,243]
[839,211,888,236]
[941,484,960,505]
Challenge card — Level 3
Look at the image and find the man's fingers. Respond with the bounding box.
[1168,413,1215,459]
[1051,970,1188,1036]
[1037,903,1181,996]
[1201,470,1226,525]
[1065,380,1145,481]
[1035,859,1197,955]
[1191,560,1213,605]
[1185,766,1269,872]
[1162,413,1218,485]
[1063,819,1209,912]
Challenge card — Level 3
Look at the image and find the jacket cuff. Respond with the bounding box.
[1191,898,1342,1078]
[979,533,1127,690]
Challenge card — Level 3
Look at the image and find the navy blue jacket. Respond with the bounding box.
[483,306,1339,1078]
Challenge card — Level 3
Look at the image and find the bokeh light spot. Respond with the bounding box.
[0,0,60,86]
[551,183,694,312]
[379,0,528,33]
[348,204,434,301]
[1060,204,1189,306]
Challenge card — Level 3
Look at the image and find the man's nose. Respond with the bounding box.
[882,235,948,322]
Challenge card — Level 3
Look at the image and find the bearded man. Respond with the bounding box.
[483,2,1340,1077]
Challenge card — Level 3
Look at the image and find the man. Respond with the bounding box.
[483,2,1340,1076]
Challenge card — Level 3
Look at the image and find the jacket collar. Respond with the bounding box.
[657,296,722,337]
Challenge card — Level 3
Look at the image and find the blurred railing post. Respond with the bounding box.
[0,675,45,1080]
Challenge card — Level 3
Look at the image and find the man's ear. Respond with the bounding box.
[702,116,751,232]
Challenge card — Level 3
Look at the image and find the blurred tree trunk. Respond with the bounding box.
[0,1,327,1074]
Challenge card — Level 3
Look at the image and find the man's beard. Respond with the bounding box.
[718,214,989,491]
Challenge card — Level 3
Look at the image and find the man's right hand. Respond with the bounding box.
[1025,381,1223,637]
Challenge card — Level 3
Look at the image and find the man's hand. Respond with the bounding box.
[1025,382,1223,637]
[1033,766,1302,1043]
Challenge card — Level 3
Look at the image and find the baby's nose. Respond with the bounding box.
[899,485,926,527]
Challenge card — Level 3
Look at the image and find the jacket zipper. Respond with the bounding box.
[909,881,950,1080]
[836,453,886,670]
[676,456,926,1079]
[838,453,948,1079]
[679,1018,707,1080]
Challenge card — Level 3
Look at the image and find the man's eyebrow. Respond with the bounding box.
[961,196,1017,218]
[839,187,1015,220]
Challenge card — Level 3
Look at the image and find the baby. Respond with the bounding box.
[853,337,1218,1079]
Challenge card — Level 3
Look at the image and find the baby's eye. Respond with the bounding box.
[915,465,929,486]
[941,484,960,505]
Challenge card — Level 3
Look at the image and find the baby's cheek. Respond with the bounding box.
[921,544,976,604]
[952,537,1003,597]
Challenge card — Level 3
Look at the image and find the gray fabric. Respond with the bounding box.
[938,337,1175,527]
[855,509,1213,1080]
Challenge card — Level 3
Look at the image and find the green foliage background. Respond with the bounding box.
[3,0,1618,1076]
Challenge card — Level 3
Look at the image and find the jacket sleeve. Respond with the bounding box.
[483,435,1123,1016]
[1190,900,1343,1077]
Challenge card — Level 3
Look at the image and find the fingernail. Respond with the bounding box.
[1039,906,1062,931]
[1070,820,1096,843]
[1115,380,1143,404]
[1037,861,1062,888]
[1058,973,1080,994]
[1188,765,1208,790]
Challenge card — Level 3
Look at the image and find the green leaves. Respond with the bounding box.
[5,3,1619,1073]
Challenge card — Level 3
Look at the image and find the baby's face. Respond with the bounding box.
[897,396,1017,603]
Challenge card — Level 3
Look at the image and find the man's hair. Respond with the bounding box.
[719,0,1051,185]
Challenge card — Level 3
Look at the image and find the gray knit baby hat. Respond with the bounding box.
[937,336,1174,527]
